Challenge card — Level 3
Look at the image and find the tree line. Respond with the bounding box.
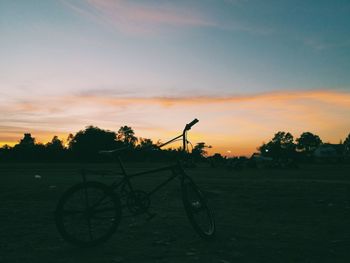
[258,131,350,161]
[1,126,349,163]
[0,126,208,162]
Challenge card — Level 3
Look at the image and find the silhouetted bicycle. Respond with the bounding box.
[54,119,215,247]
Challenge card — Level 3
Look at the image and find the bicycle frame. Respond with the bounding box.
[55,118,216,246]
[99,119,199,201]
[111,160,183,199]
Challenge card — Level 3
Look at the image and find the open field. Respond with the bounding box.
[1,163,350,263]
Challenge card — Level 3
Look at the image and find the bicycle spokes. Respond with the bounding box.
[55,182,122,247]
[181,179,215,239]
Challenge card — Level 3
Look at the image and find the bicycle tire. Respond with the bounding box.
[55,181,122,247]
[181,176,216,239]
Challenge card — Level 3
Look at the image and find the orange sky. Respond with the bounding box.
[2,1,350,157]
[1,90,349,156]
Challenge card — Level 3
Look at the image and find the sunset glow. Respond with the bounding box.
[1,0,350,156]
[1,90,349,156]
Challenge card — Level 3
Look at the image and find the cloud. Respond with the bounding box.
[1,89,350,155]
[76,87,137,97]
[61,0,274,36]
[69,89,350,109]
[304,37,350,51]
[62,0,215,34]
[3,89,350,119]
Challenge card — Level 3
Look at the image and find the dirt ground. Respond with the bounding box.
[1,162,350,263]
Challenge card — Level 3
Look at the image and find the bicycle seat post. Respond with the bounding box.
[116,155,128,178]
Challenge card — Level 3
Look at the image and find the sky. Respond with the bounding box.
[1,0,350,156]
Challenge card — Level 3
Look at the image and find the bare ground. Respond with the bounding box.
[1,163,350,263]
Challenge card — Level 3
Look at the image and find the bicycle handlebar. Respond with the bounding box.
[185,118,199,131]
[156,119,199,150]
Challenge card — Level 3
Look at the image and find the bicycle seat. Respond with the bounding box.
[98,146,130,155]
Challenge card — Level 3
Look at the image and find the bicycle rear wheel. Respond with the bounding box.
[181,176,215,239]
[55,181,122,247]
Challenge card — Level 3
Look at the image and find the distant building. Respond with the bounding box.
[313,143,344,162]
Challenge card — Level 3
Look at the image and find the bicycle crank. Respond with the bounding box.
[126,190,151,215]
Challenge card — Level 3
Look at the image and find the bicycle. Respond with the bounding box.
[54,119,215,247]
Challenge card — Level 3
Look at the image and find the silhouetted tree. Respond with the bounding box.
[66,133,74,145]
[12,133,37,161]
[34,143,47,160]
[0,144,11,151]
[207,153,225,167]
[344,133,350,155]
[211,153,224,159]
[0,144,12,161]
[117,126,138,147]
[138,138,154,148]
[45,136,66,161]
[192,142,209,159]
[130,138,159,161]
[296,132,322,154]
[259,131,296,160]
[46,136,65,151]
[19,133,35,146]
[69,126,119,160]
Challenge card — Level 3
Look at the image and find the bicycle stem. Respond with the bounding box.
[157,133,185,151]
[182,130,187,153]
[155,119,198,152]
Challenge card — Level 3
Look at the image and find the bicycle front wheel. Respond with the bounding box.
[181,176,215,239]
[55,181,122,247]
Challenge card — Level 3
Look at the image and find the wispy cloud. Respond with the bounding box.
[62,0,216,34]
[304,37,350,51]
[3,90,350,116]
[77,87,137,97]
[61,0,271,36]
[1,89,350,155]
[68,89,350,108]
